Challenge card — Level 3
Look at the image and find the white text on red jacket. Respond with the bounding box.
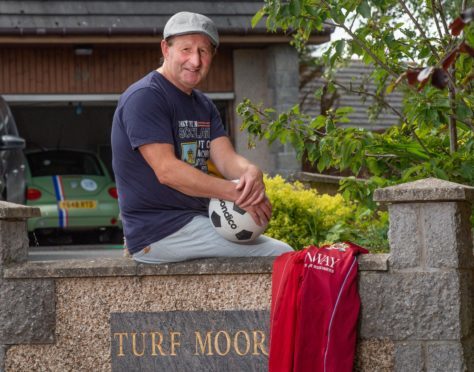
[304,251,340,273]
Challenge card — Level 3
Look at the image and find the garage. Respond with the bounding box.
[2,43,234,172]
[8,98,115,173]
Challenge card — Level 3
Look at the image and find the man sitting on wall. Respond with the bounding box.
[111,12,293,263]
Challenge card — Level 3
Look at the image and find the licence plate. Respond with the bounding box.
[59,200,97,209]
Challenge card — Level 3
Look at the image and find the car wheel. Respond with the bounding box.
[1,184,6,201]
[98,228,123,244]
[110,228,124,245]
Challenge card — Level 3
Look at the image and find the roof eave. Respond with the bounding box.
[0,27,331,46]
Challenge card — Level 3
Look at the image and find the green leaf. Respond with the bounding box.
[304,5,320,17]
[433,166,449,180]
[334,39,345,57]
[310,115,326,130]
[289,0,301,16]
[357,0,371,18]
[386,81,396,94]
[317,152,331,172]
[251,9,265,28]
[329,7,345,24]
[325,117,336,132]
[465,23,474,46]
[401,165,425,180]
[335,106,354,116]
[366,157,382,176]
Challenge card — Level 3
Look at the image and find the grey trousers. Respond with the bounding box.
[132,215,293,264]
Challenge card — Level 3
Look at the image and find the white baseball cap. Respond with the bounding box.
[163,12,219,47]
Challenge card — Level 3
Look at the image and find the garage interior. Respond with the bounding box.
[11,102,116,174]
[10,98,231,180]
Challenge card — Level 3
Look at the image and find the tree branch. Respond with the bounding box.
[316,0,401,78]
[331,80,404,119]
[430,0,445,41]
[450,114,474,131]
[330,80,433,155]
[411,130,438,156]
[447,76,458,153]
[322,20,399,78]
[398,0,440,59]
[436,0,450,36]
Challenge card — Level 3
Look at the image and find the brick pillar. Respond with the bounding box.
[360,178,474,371]
[0,201,55,372]
[0,201,39,267]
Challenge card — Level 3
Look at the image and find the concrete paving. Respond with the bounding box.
[28,245,125,261]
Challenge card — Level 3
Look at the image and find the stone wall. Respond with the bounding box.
[1,256,390,371]
[1,177,473,371]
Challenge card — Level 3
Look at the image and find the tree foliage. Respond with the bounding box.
[238,0,474,209]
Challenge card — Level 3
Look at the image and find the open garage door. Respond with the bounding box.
[6,94,119,178]
[6,93,234,179]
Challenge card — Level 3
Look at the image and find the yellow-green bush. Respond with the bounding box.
[264,175,389,252]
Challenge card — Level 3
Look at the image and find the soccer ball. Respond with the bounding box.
[208,198,267,242]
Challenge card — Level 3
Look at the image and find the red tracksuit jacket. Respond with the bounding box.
[269,242,368,372]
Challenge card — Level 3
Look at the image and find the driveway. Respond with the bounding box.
[28,244,125,261]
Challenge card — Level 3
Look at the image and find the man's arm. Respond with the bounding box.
[139,140,270,225]
[209,136,266,208]
[139,142,237,200]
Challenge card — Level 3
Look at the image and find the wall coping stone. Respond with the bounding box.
[0,201,40,219]
[2,254,388,279]
[296,171,367,185]
[374,177,474,203]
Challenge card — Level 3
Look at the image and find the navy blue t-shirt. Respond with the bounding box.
[111,71,227,254]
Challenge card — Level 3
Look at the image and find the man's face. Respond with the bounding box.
[160,34,215,94]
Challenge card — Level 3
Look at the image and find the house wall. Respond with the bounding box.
[0,45,233,93]
[266,45,300,175]
[233,46,300,176]
[233,49,276,174]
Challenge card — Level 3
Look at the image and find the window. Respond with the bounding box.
[27,151,103,177]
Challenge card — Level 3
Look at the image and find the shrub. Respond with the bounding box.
[264,175,389,252]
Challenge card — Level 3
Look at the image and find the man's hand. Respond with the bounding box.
[244,195,272,226]
[235,165,266,208]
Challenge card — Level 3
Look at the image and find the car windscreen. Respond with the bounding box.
[27,151,104,177]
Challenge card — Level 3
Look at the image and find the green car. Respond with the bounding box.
[25,149,122,244]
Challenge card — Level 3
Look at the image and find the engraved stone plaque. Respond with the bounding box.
[110,310,270,372]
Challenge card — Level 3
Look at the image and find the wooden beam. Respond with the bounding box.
[0,34,329,46]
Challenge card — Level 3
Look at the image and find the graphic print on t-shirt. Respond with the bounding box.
[181,142,197,164]
[178,120,211,171]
